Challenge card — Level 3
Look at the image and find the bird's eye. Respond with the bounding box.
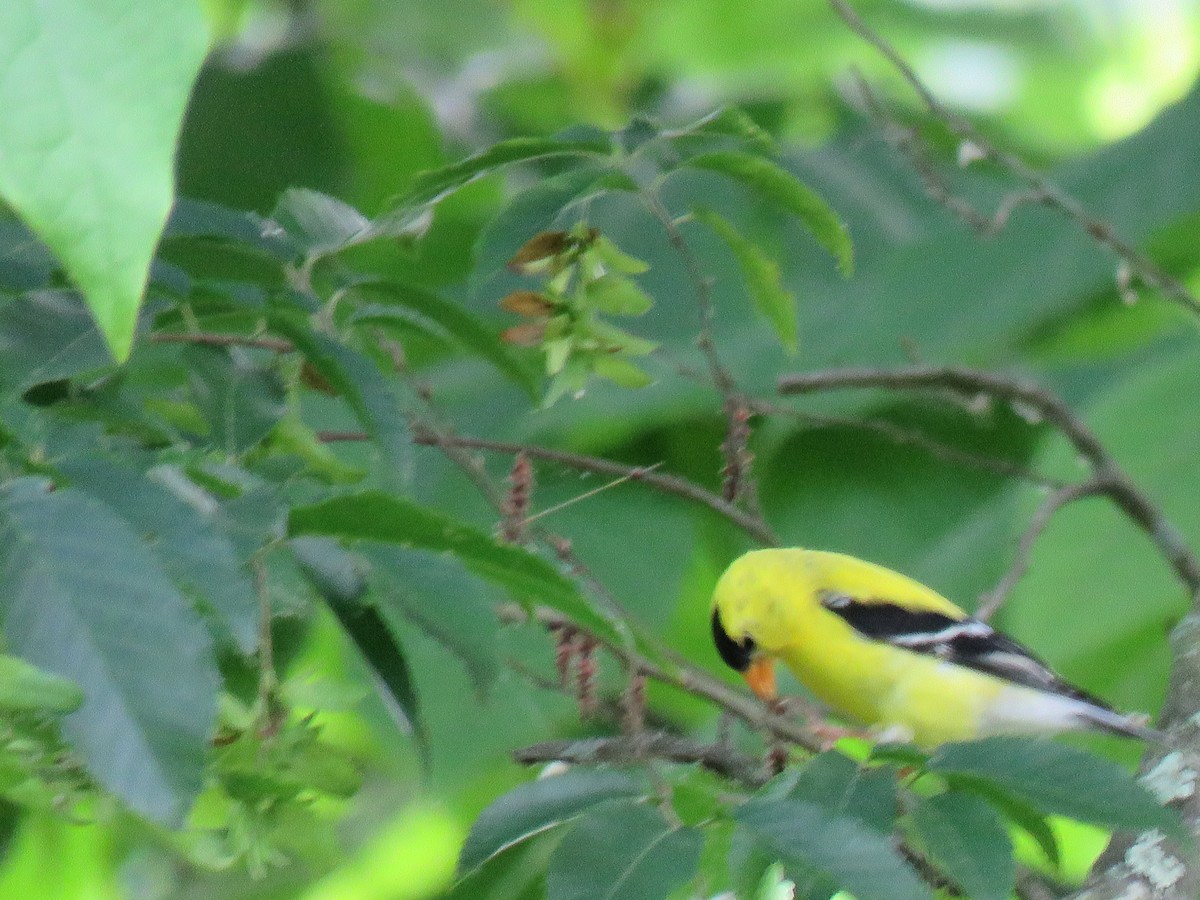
[711,608,755,672]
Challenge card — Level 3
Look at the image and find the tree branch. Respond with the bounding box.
[149,331,296,353]
[829,0,1200,317]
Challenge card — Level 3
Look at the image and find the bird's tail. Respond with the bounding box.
[1078,705,1166,743]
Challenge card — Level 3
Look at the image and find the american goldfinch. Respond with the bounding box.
[711,548,1162,747]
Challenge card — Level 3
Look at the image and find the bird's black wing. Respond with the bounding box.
[818,590,1111,709]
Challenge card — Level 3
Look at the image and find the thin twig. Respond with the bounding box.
[779,365,1200,599]
[976,480,1103,621]
[149,332,296,353]
[829,0,1200,316]
[514,733,768,788]
[318,428,779,545]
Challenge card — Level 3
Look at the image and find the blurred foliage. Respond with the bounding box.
[0,0,1199,897]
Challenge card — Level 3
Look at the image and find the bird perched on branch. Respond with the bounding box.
[711,548,1162,747]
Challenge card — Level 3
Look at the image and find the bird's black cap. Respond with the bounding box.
[711,607,755,672]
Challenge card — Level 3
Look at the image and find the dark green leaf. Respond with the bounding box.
[788,752,898,834]
[402,137,612,206]
[165,197,296,259]
[736,798,931,900]
[270,311,411,483]
[947,777,1060,866]
[290,536,427,755]
[0,290,114,393]
[547,800,703,900]
[55,459,258,653]
[684,150,852,275]
[365,546,501,697]
[0,478,218,824]
[459,769,646,874]
[288,492,624,646]
[908,793,1014,900]
[348,280,540,397]
[184,345,287,455]
[929,737,1183,839]
[693,206,798,352]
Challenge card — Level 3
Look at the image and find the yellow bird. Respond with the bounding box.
[711,548,1162,747]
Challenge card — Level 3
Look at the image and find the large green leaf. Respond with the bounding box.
[365,545,501,697]
[0,0,210,360]
[736,798,931,900]
[546,800,703,900]
[907,793,1014,900]
[288,492,623,645]
[184,345,287,455]
[787,752,898,835]
[928,737,1182,838]
[458,769,646,874]
[55,458,258,653]
[0,478,218,824]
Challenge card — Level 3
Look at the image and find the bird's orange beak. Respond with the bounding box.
[744,657,777,702]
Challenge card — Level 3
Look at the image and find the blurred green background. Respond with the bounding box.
[7,0,1200,895]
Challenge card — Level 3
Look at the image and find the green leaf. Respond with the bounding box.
[668,107,776,154]
[459,769,646,874]
[165,197,295,260]
[272,188,371,256]
[184,345,287,455]
[0,654,83,714]
[365,546,501,697]
[590,236,650,275]
[270,311,411,483]
[590,356,653,389]
[402,137,612,206]
[736,798,931,900]
[547,800,703,900]
[290,536,427,755]
[684,151,853,275]
[0,290,115,394]
[928,737,1183,839]
[907,793,1014,900]
[693,206,798,353]
[584,275,654,316]
[0,0,210,360]
[348,280,540,398]
[55,458,258,653]
[788,752,898,834]
[288,491,624,646]
[0,478,219,824]
[946,777,1060,866]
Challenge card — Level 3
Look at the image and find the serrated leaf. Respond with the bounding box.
[287,492,623,647]
[0,654,83,714]
[547,800,703,900]
[459,769,646,874]
[947,776,1060,866]
[348,280,540,397]
[684,151,852,275]
[736,798,931,900]
[0,478,219,824]
[584,275,654,316]
[928,737,1184,840]
[402,137,612,206]
[270,311,411,483]
[290,536,427,755]
[56,458,258,653]
[788,752,898,834]
[184,345,287,455]
[365,545,501,697]
[908,793,1014,900]
[272,188,371,256]
[693,206,797,353]
[0,290,114,394]
[0,0,209,360]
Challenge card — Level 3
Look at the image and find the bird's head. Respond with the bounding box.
[711,588,778,704]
